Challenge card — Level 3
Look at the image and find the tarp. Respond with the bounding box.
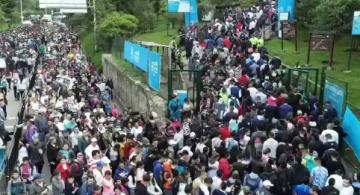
[168,0,191,13]
[342,106,360,160]
[324,80,346,118]
[185,0,198,27]
[123,41,149,72]
[352,11,360,35]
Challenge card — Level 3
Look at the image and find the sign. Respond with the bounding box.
[324,80,346,118]
[310,34,333,51]
[277,0,295,20]
[124,41,134,64]
[343,106,360,160]
[124,41,149,72]
[39,0,87,8]
[168,0,190,13]
[282,21,296,39]
[148,52,162,92]
[279,12,289,21]
[352,11,360,35]
[185,0,198,26]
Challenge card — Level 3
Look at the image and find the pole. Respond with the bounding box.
[295,21,298,52]
[20,0,23,23]
[347,35,353,71]
[93,0,97,51]
[319,66,326,106]
[307,33,312,64]
[281,21,284,50]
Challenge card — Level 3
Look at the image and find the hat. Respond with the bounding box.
[190,132,196,138]
[263,180,274,187]
[309,121,317,127]
[96,161,105,169]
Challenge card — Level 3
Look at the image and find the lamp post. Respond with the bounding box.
[20,0,23,23]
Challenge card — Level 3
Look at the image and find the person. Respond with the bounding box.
[321,178,340,195]
[29,174,48,195]
[340,177,354,195]
[16,76,27,100]
[51,171,65,195]
[6,169,26,195]
[64,176,79,195]
[19,157,37,183]
[310,157,328,190]
[135,174,151,195]
[102,170,115,195]
[28,136,44,174]
[147,174,162,195]
[293,178,311,195]
[80,176,96,195]
[255,180,273,195]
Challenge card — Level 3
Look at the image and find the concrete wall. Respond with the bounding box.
[102,54,167,124]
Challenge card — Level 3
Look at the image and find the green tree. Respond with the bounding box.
[313,0,360,33]
[99,12,138,50]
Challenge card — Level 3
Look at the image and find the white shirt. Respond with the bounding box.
[136,168,145,182]
[85,144,100,160]
[263,138,278,159]
[93,168,103,187]
[326,174,343,191]
[340,186,354,195]
[174,131,184,148]
[212,176,222,190]
[320,129,339,144]
[131,126,143,138]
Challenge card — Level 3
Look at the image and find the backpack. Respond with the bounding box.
[244,174,261,191]
[10,181,25,195]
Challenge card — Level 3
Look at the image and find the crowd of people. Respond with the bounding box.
[0,1,358,195]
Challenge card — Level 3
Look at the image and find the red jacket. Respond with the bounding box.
[219,126,231,140]
[56,163,71,182]
[224,38,232,49]
[219,158,231,180]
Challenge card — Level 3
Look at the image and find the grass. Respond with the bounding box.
[80,31,103,72]
[134,17,179,45]
[266,30,360,108]
[112,56,147,84]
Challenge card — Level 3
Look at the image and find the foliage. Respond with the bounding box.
[297,0,360,33]
[296,0,320,29]
[312,0,359,33]
[99,12,138,38]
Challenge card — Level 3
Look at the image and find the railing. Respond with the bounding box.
[0,54,40,187]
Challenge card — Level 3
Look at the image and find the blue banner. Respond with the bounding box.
[148,52,162,92]
[352,11,360,35]
[124,41,149,72]
[124,41,133,63]
[343,106,360,160]
[185,0,198,27]
[324,80,346,118]
[168,0,190,13]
